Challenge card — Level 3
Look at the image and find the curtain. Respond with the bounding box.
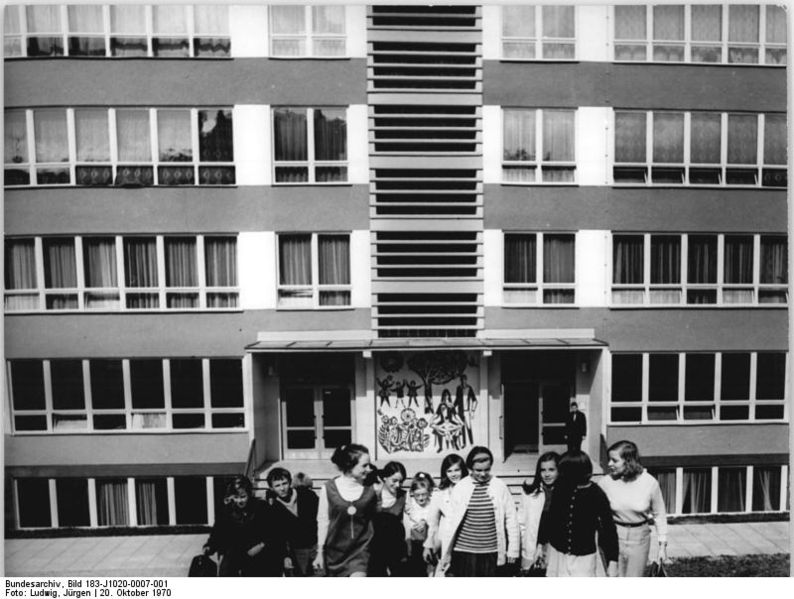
[43,239,76,288]
[153,5,186,34]
[198,110,233,162]
[136,480,159,525]
[690,113,721,163]
[723,236,753,283]
[313,5,344,34]
[503,109,535,161]
[764,114,786,165]
[279,235,311,285]
[75,109,109,162]
[729,5,759,42]
[111,5,145,33]
[123,238,158,287]
[503,5,534,37]
[83,238,117,288]
[314,109,347,161]
[158,110,192,162]
[718,468,746,512]
[504,234,536,283]
[318,235,350,285]
[682,469,711,514]
[727,114,758,164]
[615,112,646,163]
[753,467,781,511]
[613,236,643,284]
[766,6,786,43]
[542,6,574,38]
[760,237,787,284]
[67,5,103,32]
[653,113,684,163]
[5,5,20,34]
[165,238,197,287]
[690,5,721,42]
[650,236,680,284]
[26,5,61,32]
[653,5,684,40]
[272,5,304,34]
[34,110,68,163]
[543,110,574,162]
[5,111,28,163]
[652,470,676,514]
[543,235,575,283]
[116,110,151,162]
[205,237,237,287]
[274,109,308,161]
[194,5,229,35]
[132,413,166,428]
[688,236,717,284]
[615,5,645,39]
[97,479,129,526]
[5,239,36,289]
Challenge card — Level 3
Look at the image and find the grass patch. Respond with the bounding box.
[660,554,790,577]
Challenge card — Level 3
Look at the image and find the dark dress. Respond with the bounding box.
[369,489,408,577]
[324,479,378,577]
[205,497,285,577]
[269,486,320,576]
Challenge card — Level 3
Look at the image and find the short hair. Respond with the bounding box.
[330,443,370,473]
[410,471,435,493]
[438,453,468,490]
[293,472,313,489]
[558,450,593,486]
[225,475,253,498]
[465,446,493,469]
[607,440,645,481]
[570,401,578,407]
[266,467,292,487]
[379,461,407,481]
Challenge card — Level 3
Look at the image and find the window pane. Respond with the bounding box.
[90,360,125,409]
[727,114,758,164]
[543,235,575,283]
[43,239,77,288]
[130,359,164,409]
[314,108,347,161]
[756,353,786,400]
[136,478,169,526]
[685,354,714,401]
[729,5,759,42]
[648,469,676,515]
[158,111,192,162]
[111,5,145,33]
[721,353,750,400]
[313,5,344,34]
[653,5,684,40]
[34,110,68,163]
[613,235,643,284]
[27,5,61,33]
[503,5,534,37]
[11,360,45,410]
[68,5,102,33]
[615,112,646,163]
[174,477,207,524]
[198,110,233,162]
[170,359,204,408]
[764,114,786,165]
[274,108,308,162]
[718,468,746,512]
[682,468,711,514]
[650,236,680,284]
[692,5,722,41]
[116,110,151,162]
[5,5,21,34]
[279,235,311,285]
[760,236,787,284]
[56,478,90,527]
[194,5,229,36]
[612,354,642,402]
[653,112,684,163]
[5,239,36,290]
[153,5,187,34]
[210,359,243,408]
[271,5,305,34]
[615,5,645,39]
[164,238,197,287]
[123,238,158,287]
[318,235,350,286]
[96,479,129,526]
[752,466,781,511]
[543,110,574,162]
[504,234,536,284]
[688,235,717,284]
[5,111,28,164]
[724,236,753,284]
[205,237,237,287]
[649,354,678,402]
[766,5,786,44]
[83,237,118,289]
[690,113,721,164]
[74,109,110,163]
[503,109,535,162]
[17,479,51,528]
[542,6,574,38]
[50,359,84,410]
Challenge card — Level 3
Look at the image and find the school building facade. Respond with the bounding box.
[4,3,789,531]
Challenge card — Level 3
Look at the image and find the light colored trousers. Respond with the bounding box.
[545,545,597,577]
[616,523,651,577]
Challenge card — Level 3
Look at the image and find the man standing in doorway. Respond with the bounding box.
[565,401,586,452]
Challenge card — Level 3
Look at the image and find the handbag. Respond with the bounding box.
[648,560,667,577]
[188,553,218,577]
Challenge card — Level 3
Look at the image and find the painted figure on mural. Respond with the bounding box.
[376,375,394,408]
[454,374,478,446]
[405,380,423,411]
[393,379,407,409]
[424,382,434,415]
[431,398,464,453]
[377,408,431,454]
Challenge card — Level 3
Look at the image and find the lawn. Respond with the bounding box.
[660,554,790,577]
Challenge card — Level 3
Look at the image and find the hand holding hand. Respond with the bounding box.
[246,542,264,557]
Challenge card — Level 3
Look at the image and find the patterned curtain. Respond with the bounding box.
[613,236,643,284]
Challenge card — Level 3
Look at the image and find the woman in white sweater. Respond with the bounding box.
[518,451,560,575]
[598,440,668,577]
[422,453,468,573]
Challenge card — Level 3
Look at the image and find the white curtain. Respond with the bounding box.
[690,113,721,163]
[43,239,76,288]
[279,235,311,285]
[26,5,61,33]
[542,6,574,38]
[543,235,575,283]
[718,468,746,512]
[682,469,711,513]
[67,5,103,33]
[116,110,151,162]
[653,5,684,40]
[5,111,28,163]
[727,115,758,164]
[153,5,186,34]
[158,110,192,162]
[543,110,574,162]
[613,235,643,284]
[96,479,129,526]
[110,5,145,34]
[5,5,20,34]
[205,237,237,287]
[34,110,68,163]
[313,6,344,34]
[75,109,109,162]
[691,5,722,41]
[615,5,645,40]
[123,238,158,287]
[136,480,159,525]
[83,238,117,288]
[194,5,229,35]
[760,237,787,284]
[653,113,684,163]
[753,467,780,511]
[165,238,197,287]
[652,470,676,514]
[272,5,304,34]
[318,235,350,298]
[764,114,786,165]
[766,6,786,44]
[615,112,646,163]
[5,239,36,289]
[503,109,535,161]
[729,5,759,42]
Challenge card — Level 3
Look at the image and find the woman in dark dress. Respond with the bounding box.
[369,461,408,576]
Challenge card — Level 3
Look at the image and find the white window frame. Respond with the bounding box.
[3,4,230,59]
[609,233,788,307]
[8,357,246,434]
[276,232,352,310]
[502,231,577,306]
[501,108,577,184]
[608,351,788,425]
[269,5,347,58]
[500,5,576,61]
[4,234,239,313]
[612,4,786,66]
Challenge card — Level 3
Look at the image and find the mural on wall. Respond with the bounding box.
[376,351,480,455]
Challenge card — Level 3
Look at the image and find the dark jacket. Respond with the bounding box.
[547,482,618,562]
[565,411,587,439]
[268,487,319,550]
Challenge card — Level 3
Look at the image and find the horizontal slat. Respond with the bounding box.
[367,30,482,43]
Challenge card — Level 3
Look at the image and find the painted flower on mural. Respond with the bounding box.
[377,407,431,453]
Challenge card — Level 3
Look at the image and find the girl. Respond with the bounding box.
[519,451,560,576]
[423,453,468,574]
[598,440,668,577]
[546,451,618,577]
[404,472,435,576]
[313,444,377,577]
[369,461,408,576]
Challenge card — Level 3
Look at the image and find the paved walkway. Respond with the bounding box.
[4,521,790,577]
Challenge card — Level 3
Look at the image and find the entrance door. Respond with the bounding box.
[283,386,353,459]
[540,382,570,451]
[503,383,539,455]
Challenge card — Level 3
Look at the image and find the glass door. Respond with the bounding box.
[540,382,570,452]
[282,386,353,459]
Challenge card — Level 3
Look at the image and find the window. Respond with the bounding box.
[614,4,786,65]
[682,468,712,514]
[6,107,235,187]
[277,233,351,308]
[611,233,788,306]
[752,466,782,511]
[717,467,747,512]
[503,232,575,304]
[5,235,238,312]
[56,479,90,527]
[502,109,575,183]
[16,479,51,528]
[273,107,347,183]
[609,351,787,424]
[270,5,345,57]
[8,357,246,433]
[174,477,208,524]
[96,478,129,526]
[4,5,230,58]
[614,111,786,187]
[501,5,575,60]
[135,479,169,526]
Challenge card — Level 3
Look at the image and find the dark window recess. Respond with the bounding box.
[684,354,715,401]
[612,354,642,402]
[56,479,90,527]
[210,359,243,408]
[50,360,85,410]
[174,477,207,524]
[17,479,51,528]
[721,353,751,400]
[756,353,786,399]
[129,359,165,409]
[170,359,204,408]
[11,360,45,410]
[172,413,206,429]
[648,354,678,402]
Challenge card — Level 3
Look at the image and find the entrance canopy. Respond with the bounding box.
[246,337,607,352]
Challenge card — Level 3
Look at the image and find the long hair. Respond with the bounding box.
[558,450,593,487]
[330,443,370,473]
[607,440,645,481]
[438,453,468,490]
[523,451,561,495]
